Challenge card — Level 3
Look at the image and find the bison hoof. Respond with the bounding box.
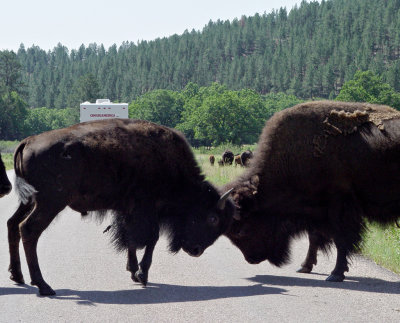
[134,270,148,287]
[31,281,56,296]
[10,273,25,285]
[38,286,56,296]
[326,274,345,282]
[296,266,312,273]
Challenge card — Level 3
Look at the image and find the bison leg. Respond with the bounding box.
[326,244,349,282]
[126,247,139,282]
[123,206,160,287]
[135,237,158,287]
[19,201,65,296]
[297,231,330,274]
[7,201,34,284]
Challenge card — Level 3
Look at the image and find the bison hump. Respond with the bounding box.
[324,109,369,136]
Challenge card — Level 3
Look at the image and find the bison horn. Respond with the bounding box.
[217,188,233,210]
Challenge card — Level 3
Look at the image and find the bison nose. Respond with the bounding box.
[188,245,204,257]
[246,256,261,265]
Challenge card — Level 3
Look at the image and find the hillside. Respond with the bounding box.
[12,0,400,109]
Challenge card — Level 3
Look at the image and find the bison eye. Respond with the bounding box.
[234,228,247,238]
[208,215,219,226]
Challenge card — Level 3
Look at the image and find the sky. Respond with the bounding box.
[2,0,304,52]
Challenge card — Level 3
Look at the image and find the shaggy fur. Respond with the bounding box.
[240,150,253,167]
[224,101,400,282]
[222,150,234,165]
[0,153,12,197]
[209,155,215,166]
[8,119,235,296]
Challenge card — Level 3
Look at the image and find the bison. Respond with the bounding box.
[234,155,242,167]
[209,155,215,166]
[222,150,234,165]
[240,150,253,167]
[8,119,235,296]
[0,153,12,197]
[224,101,400,282]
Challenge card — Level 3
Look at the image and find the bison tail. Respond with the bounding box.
[15,176,37,205]
[13,142,37,204]
[13,142,26,178]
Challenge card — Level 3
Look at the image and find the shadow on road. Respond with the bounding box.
[0,282,286,305]
[248,274,400,294]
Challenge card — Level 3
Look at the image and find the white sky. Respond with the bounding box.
[2,0,304,52]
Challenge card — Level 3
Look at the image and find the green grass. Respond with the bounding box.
[0,140,19,154]
[193,143,257,156]
[197,154,246,186]
[362,224,400,274]
[1,153,13,170]
[0,141,18,170]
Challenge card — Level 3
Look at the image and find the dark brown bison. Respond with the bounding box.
[8,119,235,296]
[222,150,234,165]
[224,101,400,282]
[0,153,12,197]
[209,155,215,166]
[234,155,242,167]
[240,150,253,167]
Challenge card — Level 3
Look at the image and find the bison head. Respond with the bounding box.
[0,153,12,198]
[225,175,291,267]
[175,182,236,258]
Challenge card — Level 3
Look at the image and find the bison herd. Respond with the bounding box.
[2,100,400,296]
[209,149,253,167]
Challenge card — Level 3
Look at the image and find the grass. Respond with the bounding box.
[197,154,246,186]
[0,141,19,170]
[193,143,257,156]
[0,140,19,153]
[1,153,13,170]
[361,223,400,274]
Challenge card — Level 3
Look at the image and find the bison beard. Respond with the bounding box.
[8,119,235,296]
[224,101,400,282]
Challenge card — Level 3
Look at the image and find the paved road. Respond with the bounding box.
[0,170,399,322]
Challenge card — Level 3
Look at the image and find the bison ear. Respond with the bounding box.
[217,188,233,211]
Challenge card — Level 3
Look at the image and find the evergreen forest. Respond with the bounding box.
[2,0,400,144]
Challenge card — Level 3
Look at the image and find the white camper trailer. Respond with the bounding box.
[80,99,129,123]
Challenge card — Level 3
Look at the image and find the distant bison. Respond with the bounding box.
[240,150,253,167]
[218,159,224,166]
[222,150,234,165]
[8,119,235,295]
[225,101,400,282]
[234,155,242,167]
[0,153,12,197]
[209,155,215,166]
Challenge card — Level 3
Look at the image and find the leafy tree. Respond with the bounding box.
[263,92,304,118]
[129,89,184,128]
[178,83,267,145]
[23,107,78,136]
[336,70,400,109]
